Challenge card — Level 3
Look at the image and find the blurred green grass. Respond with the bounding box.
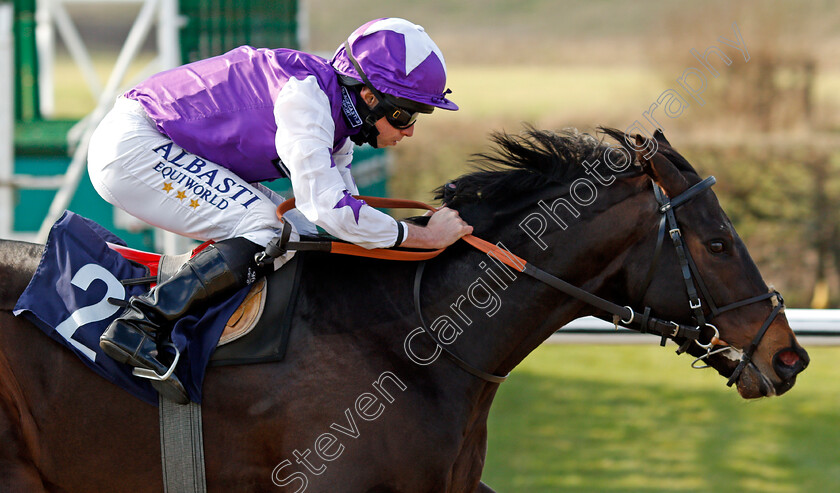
[483,343,840,492]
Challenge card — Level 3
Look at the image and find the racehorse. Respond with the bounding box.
[0,128,808,492]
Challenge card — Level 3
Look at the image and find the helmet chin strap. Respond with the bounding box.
[347,90,381,148]
[350,126,380,148]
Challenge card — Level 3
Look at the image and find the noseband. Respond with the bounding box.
[644,176,785,386]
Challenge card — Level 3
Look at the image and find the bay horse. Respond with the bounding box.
[0,128,808,492]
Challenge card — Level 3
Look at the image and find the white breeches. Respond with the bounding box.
[87,97,313,250]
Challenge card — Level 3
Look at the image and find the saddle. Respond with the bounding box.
[110,242,305,366]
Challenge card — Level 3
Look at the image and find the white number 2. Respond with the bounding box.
[54,263,126,362]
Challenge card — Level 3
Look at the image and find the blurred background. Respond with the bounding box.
[2,1,839,491]
[6,0,840,307]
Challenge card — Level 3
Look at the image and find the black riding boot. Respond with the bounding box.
[100,237,266,403]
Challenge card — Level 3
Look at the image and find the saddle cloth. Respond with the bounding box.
[13,211,302,405]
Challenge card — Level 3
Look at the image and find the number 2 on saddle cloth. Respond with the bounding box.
[13,211,249,406]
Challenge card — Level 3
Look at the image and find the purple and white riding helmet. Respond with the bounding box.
[331,18,458,113]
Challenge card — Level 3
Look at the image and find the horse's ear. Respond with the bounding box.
[635,135,690,196]
[653,128,671,147]
[634,135,654,175]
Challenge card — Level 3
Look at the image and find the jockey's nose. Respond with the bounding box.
[401,125,415,137]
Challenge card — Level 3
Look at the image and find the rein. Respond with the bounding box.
[273,181,783,386]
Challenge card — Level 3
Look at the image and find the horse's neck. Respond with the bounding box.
[428,182,653,378]
[414,240,619,472]
[0,240,44,311]
[420,244,605,377]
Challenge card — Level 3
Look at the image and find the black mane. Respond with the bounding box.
[435,126,697,207]
[435,127,625,206]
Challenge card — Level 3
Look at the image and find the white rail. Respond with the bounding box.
[563,309,840,335]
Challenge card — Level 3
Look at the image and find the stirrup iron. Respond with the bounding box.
[132,342,181,381]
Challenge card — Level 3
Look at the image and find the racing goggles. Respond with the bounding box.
[380,100,419,129]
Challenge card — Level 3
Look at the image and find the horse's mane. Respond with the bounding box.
[435,126,696,207]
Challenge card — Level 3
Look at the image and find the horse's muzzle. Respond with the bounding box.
[730,341,808,399]
[771,344,809,392]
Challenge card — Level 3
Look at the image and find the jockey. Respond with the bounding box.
[87,18,472,403]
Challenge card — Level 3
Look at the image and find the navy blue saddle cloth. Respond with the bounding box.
[13,211,303,406]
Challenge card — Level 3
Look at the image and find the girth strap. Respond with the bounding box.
[159,397,207,493]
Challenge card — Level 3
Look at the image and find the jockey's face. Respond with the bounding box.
[373,114,415,147]
[360,87,416,148]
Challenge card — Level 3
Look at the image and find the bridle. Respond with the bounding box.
[412,175,785,387]
[644,176,785,386]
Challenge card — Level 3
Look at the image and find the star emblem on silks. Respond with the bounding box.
[362,18,446,75]
[189,199,200,209]
[333,190,366,224]
[162,182,173,193]
[175,191,187,201]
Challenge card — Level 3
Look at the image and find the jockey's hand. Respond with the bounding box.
[401,207,473,249]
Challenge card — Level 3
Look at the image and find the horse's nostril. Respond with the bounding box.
[773,347,807,383]
[777,349,799,367]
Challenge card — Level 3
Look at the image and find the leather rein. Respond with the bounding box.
[273,179,783,387]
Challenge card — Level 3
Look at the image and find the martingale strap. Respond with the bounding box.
[413,262,509,383]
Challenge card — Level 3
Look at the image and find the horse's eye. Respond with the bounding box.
[709,240,726,254]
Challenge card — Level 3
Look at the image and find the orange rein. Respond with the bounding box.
[275,196,528,272]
